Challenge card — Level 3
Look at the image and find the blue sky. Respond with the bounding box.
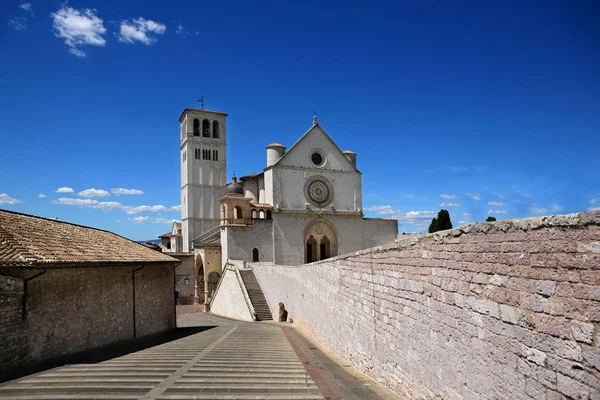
[1,0,599,239]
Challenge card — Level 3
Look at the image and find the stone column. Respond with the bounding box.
[203,269,210,311]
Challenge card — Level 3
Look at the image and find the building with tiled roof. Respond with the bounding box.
[0,209,180,377]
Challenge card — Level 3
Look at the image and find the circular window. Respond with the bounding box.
[304,175,334,208]
[311,151,324,167]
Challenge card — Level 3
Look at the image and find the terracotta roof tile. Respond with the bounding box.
[0,209,179,267]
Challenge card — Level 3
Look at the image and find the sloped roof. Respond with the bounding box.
[272,122,360,173]
[0,209,178,267]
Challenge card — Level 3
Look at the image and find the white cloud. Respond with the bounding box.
[528,207,547,215]
[117,17,166,45]
[465,193,482,201]
[462,212,472,220]
[129,216,176,224]
[123,204,180,214]
[589,207,600,212]
[38,193,47,198]
[488,201,508,207]
[9,17,27,30]
[440,203,460,207]
[52,198,123,210]
[549,204,562,213]
[175,23,188,37]
[78,188,110,198]
[55,187,74,193]
[488,209,509,215]
[0,193,21,204]
[517,190,531,198]
[51,7,106,58]
[440,194,459,199]
[366,206,437,232]
[590,199,599,205]
[19,3,34,16]
[111,188,144,196]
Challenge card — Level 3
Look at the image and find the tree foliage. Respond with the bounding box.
[486,216,497,222]
[428,209,452,233]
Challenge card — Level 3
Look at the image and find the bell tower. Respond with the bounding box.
[179,108,227,252]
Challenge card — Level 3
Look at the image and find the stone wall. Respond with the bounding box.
[173,254,195,305]
[210,268,253,321]
[0,263,175,374]
[252,212,600,399]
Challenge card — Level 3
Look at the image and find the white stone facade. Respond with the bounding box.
[179,108,397,305]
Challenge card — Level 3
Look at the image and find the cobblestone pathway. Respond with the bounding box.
[0,312,401,399]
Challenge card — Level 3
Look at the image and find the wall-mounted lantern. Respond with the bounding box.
[184,277,190,285]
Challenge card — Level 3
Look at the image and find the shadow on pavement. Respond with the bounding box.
[0,325,217,384]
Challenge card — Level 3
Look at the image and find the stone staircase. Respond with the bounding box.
[239,270,273,321]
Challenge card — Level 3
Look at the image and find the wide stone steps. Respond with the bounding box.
[239,269,273,321]
[0,319,324,400]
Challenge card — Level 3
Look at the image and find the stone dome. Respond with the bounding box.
[225,176,244,195]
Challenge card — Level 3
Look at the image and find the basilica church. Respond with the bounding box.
[175,108,397,304]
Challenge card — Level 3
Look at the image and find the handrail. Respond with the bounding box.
[235,269,256,321]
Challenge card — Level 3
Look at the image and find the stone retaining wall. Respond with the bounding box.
[252,212,600,399]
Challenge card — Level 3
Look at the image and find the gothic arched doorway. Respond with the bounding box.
[304,220,338,263]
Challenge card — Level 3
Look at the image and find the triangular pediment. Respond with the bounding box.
[272,123,359,172]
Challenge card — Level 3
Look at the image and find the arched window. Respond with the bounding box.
[266,210,272,220]
[193,118,200,136]
[259,210,265,219]
[213,120,219,138]
[251,209,257,219]
[234,206,243,219]
[252,248,259,262]
[202,119,210,137]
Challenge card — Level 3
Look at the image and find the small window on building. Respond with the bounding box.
[193,118,200,136]
[183,151,186,162]
[252,248,259,262]
[213,120,220,138]
[202,119,210,137]
[213,150,218,161]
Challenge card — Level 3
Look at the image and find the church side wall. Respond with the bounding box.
[0,263,175,376]
[223,221,274,264]
[253,212,600,399]
[363,218,398,249]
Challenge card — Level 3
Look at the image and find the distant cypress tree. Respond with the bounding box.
[428,218,438,233]
[437,209,453,230]
[486,216,497,222]
[429,209,452,233]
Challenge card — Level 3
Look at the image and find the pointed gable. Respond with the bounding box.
[272,123,359,172]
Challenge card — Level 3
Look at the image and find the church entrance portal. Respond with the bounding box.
[304,220,338,263]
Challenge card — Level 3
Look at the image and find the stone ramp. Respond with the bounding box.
[0,315,323,400]
[239,269,273,321]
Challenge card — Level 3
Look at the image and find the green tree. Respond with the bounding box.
[428,218,439,233]
[486,216,497,222]
[428,209,452,233]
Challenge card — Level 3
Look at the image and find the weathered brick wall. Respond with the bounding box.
[253,212,600,399]
[0,275,27,368]
[0,263,175,373]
